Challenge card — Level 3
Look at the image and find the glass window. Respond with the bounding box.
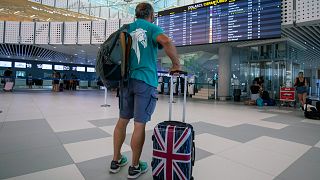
[16,71,26,78]
[155,0,165,11]
[90,7,101,17]
[100,7,109,18]
[68,0,79,9]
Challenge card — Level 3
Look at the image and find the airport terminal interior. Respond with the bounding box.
[1,0,320,179]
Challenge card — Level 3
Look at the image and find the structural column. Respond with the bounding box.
[218,46,232,100]
[311,68,318,96]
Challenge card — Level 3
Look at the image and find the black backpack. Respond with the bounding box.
[96,24,132,84]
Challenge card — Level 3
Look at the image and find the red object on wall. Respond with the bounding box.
[280,87,295,101]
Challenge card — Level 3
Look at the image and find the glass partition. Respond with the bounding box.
[236,42,301,99]
[16,71,26,78]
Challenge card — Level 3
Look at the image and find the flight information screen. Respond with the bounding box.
[156,0,281,46]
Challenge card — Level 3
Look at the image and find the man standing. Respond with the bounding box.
[109,2,181,179]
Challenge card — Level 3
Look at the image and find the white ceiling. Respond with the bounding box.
[1,23,320,68]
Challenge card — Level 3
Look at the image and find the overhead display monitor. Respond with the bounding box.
[15,62,26,68]
[0,61,12,67]
[76,66,85,72]
[63,66,70,70]
[87,67,95,72]
[156,0,282,46]
[54,65,64,70]
[42,64,52,70]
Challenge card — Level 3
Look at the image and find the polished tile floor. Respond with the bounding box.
[0,90,320,180]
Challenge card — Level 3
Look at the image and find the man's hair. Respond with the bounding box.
[135,2,154,19]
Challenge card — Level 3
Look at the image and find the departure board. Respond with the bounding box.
[156,0,281,46]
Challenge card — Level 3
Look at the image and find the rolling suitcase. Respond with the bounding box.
[4,82,14,92]
[305,99,320,120]
[152,71,195,180]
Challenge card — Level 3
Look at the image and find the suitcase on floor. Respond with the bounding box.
[152,71,195,180]
[305,99,320,120]
[4,82,14,92]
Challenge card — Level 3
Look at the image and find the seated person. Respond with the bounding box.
[261,90,276,106]
[250,81,261,101]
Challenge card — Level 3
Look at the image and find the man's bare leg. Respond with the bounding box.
[113,118,129,161]
[131,121,146,166]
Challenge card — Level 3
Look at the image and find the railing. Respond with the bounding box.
[157,80,217,100]
[190,82,217,100]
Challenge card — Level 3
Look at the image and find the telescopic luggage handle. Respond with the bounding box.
[169,71,188,122]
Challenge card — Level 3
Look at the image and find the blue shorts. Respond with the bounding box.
[120,79,157,124]
[296,86,307,94]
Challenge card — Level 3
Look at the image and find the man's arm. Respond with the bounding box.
[156,34,181,71]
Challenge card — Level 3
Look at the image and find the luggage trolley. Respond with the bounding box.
[279,87,296,107]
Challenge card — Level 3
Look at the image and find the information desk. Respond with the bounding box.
[14,78,26,87]
[79,81,88,88]
[90,80,98,88]
[43,80,53,86]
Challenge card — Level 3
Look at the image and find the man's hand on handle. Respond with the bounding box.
[169,65,182,74]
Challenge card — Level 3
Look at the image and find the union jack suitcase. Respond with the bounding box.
[152,71,195,180]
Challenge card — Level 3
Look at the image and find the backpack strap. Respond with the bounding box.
[120,32,127,78]
[119,28,132,111]
[120,25,132,79]
[125,34,132,77]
